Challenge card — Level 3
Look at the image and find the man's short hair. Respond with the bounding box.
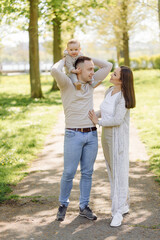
[67,39,80,47]
[75,56,92,69]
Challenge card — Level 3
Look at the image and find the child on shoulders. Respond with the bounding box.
[64,39,96,90]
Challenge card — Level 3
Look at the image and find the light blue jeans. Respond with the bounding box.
[59,129,98,209]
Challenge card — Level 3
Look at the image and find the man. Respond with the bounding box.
[51,56,112,221]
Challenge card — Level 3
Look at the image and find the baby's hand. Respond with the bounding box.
[71,68,81,74]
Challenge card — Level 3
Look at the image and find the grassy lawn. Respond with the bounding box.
[131,70,160,182]
[105,69,160,183]
[0,74,62,202]
[0,70,159,203]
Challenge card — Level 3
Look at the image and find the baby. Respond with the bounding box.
[64,39,83,90]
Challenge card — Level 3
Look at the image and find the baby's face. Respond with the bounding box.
[67,43,80,57]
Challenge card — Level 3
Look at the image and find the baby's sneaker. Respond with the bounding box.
[74,82,81,90]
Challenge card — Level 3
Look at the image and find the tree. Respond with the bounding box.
[93,0,146,66]
[42,0,98,90]
[29,0,43,98]
[121,0,130,66]
[139,0,159,40]
[158,0,160,39]
[42,0,68,90]
[0,0,43,98]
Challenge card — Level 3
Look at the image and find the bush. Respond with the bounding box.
[119,58,124,66]
[130,58,141,70]
[148,56,156,69]
[139,56,149,69]
[154,55,160,69]
[109,55,160,70]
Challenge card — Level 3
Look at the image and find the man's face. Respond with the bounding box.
[79,60,94,82]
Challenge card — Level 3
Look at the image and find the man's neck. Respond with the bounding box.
[77,76,86,84]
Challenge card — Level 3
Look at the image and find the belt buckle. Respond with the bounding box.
[81,128,83,132]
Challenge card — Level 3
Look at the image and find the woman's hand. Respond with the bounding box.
[88,110,98,125]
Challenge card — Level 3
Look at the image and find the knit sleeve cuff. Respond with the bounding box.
[98,120,102,126]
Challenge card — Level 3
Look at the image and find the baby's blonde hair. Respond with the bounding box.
[67,39,80,48]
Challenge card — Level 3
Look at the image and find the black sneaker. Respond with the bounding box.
[79,205,97,220]
[56,205,67,221]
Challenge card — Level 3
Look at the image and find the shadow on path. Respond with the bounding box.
[0,86,160,240]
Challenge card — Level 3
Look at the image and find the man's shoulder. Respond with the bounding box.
[60,78,74,91]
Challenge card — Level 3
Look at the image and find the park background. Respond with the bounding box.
[0,0,160,203]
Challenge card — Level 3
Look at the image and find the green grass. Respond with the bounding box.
[131,70,160,182]
[0,74,62,202]
[105,69,160,183]
[1,70,160,202]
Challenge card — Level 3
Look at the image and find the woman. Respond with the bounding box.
[89,66,136,227]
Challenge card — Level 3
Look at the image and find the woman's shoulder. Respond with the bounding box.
[104,86,113,97]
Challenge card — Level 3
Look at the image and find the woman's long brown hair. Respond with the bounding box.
[120,66,136,109]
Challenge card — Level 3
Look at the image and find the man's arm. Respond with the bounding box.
[92,58,113,88]
[51,59,71,89]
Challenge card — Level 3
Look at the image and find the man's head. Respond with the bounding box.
[67,39,81,58]
[75,56,94,83]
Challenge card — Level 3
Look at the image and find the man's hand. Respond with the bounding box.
[88,110,98,125]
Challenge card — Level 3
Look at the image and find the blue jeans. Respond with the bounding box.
[59,129,98,209]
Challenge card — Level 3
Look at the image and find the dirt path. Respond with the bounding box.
[0,85,160,240]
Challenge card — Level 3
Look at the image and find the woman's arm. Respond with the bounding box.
[95,110,101,118]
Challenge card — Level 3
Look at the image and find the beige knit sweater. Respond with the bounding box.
[51,58,112,128]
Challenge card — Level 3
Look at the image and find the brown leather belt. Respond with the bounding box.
[66,127,97,133]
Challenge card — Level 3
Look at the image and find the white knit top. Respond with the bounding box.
[100,90,121,120]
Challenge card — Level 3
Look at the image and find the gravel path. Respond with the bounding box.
[0,85,160,240]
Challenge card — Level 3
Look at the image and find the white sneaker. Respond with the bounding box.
[110,212,123,227]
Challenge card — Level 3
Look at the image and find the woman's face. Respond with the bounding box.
[110,67,122,87]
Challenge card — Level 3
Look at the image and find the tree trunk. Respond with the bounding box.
[116,48,119,65]
[29,0,43,98]
[53,15,62,63]
[123,31,130,66]
[121,0,130,67]
[158,0,160,40]
[51,15,62,91]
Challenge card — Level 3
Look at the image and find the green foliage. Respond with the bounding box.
[119,58,124,66]
[154,55,160,69]
[139,56,149,69]
[108,59,115,71]
[0,74,62,202]
[130,58,141,70]
[128,55,160,70]
[131,70,160,182]
[42,0,94,25]
[0,0,29,26]
[149,56,156,69]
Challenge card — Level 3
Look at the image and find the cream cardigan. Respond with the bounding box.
[97,87,130,216]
